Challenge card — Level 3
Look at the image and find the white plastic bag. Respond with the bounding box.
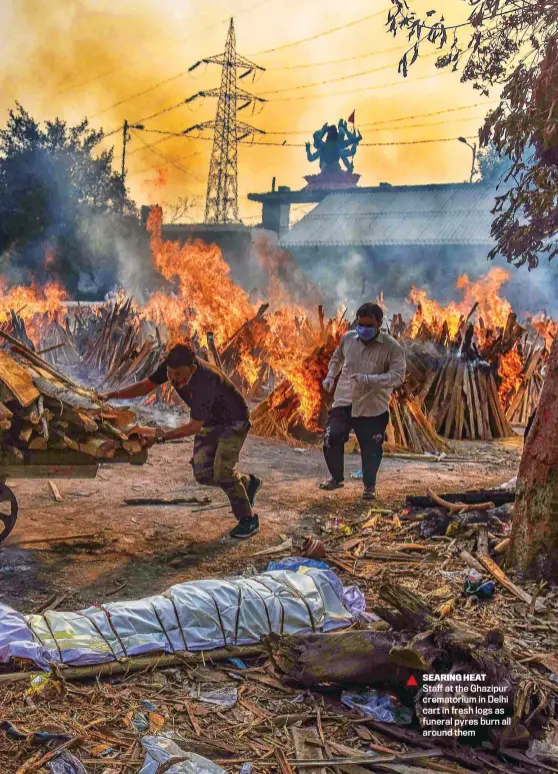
[139,736,227,774]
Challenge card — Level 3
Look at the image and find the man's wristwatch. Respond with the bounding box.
[156,436,166,444]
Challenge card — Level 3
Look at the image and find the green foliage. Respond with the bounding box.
[477,143,512,183]
[0,104,141,297]
[385,0,558,269]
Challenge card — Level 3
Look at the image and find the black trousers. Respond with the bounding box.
[323,405,390,488]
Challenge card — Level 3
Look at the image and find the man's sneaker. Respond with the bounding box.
[362,486,376,501]
[246,474,263,507]
[230,516,260,540]
[319,478,344,491]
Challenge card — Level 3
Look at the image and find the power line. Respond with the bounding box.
[248,101,497,135]
[249,8,389,56]
[360,100,500,127]
[87,0,275,122]
[103,99,191,139]
[127,150,204,178]
[130,130,204,182]
[259,51,440,95]
[267,70,456,101]
[138,110,487,146]
[90,72,191,119]
[240,135,478,147]
[266,44,407,70]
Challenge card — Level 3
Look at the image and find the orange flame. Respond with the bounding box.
[532,313,557,352]
[142,205,255,346]
[408,268,512,341]
[498,347,523,407]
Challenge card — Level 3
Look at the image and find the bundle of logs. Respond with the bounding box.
[1,294,554,451]
[396,310,526,440]
[503,338,547,427]
[0,330,152,467]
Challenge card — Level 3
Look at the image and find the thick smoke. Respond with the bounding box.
[282,240,558,321]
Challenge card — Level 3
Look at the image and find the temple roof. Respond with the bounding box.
[279,182,498,248]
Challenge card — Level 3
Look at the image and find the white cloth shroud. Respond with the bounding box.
[0,568,358,670]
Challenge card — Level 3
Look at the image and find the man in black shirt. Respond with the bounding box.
[101,343,262,539]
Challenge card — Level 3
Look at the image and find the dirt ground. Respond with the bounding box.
[0,432,523,614]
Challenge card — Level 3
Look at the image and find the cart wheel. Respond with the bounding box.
[0,484,18,545]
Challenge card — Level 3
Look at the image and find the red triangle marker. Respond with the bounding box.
[406,675,419,687]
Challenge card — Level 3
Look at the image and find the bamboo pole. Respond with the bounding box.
[0,644,266,684]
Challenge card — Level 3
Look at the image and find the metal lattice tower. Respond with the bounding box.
[186,19,265,223]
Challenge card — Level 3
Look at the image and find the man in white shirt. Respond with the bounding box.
[321,302,406,500]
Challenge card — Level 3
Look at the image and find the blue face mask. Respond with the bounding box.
[356,324,377,341]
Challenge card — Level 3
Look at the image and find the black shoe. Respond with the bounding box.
[362,486,377,501]
[319,478,344,491]
[246,474,263,507]
[230,516,260,540]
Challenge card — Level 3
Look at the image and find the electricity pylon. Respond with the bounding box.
[186,18,266,224]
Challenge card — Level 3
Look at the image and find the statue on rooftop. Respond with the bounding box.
[304,119,362,189]
[306,119,362,174]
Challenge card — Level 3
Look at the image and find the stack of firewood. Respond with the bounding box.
[391,311,522,441]
[505,340,546,426]
[36,314,82,367]
[387,393,451,454]
[425,351,513,440]
[0,330,152,466]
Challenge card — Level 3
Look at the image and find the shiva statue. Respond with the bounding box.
[306,119,362,174]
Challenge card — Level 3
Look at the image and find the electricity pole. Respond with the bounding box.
[458,137,477,183]
[185,18,266,224]
[121,120,145,186]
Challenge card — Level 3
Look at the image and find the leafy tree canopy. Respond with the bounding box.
[387,0,558,269]
[0,104,142,297]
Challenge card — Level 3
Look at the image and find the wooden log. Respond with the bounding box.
[48,480,63,502]
[485,372,506,437]
[0,645,266,684]
[28,436,48,451]
[427,489,495,514]
[477,554,545,611]
[407,490,515,507]
[467,362,483,439]
[0,349,40,407]
[476,367,493,441]
[268,630,422,688]
[18,427,33,443]
[78,437,117,459]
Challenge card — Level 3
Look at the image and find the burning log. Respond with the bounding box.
[502,340,546,427]
[219,303,270,393]
[0,309,35,351]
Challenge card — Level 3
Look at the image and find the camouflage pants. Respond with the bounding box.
[191,421,252,521]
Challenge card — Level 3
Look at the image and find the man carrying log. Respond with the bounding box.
[321,302,406,500]
[101,343,262,539]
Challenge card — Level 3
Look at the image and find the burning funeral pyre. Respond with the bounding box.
[0,213,554,460]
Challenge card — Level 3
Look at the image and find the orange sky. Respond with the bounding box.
[0,0,497,223]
